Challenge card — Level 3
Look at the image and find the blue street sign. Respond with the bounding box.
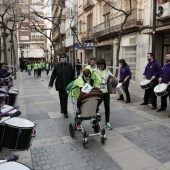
[74,42,94,49]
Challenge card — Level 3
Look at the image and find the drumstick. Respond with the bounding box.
[0,155,19,165]
[0,105,19,116]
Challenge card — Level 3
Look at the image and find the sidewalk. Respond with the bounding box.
[1,71,170,170]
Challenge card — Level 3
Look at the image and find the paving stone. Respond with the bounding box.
[31,140,122,170]
[25,95,56,103]
[27,112,50,121]
[123,125,170,163]
[26,101,59,114]
[24,89,50,95]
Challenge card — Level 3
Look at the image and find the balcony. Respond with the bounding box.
[83,0,94,11]
[81,29,94,42]
[93,8,143,38]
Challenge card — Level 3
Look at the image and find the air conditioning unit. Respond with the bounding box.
[157,2,170,20]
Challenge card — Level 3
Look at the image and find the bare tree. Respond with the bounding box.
[0,0,25,79]
[22,0,66,63]
[97,0,132,76]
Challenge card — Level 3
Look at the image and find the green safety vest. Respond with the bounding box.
[34,63,38,70]
[38,63,42,69]
[46,63,49,70]
[27,64,31,70]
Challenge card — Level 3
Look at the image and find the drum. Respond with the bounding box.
[0,88,18,106]
[0,162,31,170]
[140,79,151,89]
[0,117,35,151]
[116,83,125,95]
[10,87,19,93]
[1,104,17,114]
[154,83,169,97]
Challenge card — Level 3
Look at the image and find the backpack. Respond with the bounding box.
[66,80,78,94]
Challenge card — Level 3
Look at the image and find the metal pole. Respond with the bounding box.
[152,0,157,56]
[10,44,12,68]
[73,34,76,75]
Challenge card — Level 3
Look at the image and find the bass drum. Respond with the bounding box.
[0,117,35,151]
[0,162,31,170]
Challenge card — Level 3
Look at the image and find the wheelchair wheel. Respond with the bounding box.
[93,123,100,133]
[69,123,75,138]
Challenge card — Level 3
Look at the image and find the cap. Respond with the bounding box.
[90,56,96,61]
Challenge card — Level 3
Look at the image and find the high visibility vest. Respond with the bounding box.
[38,63,42,69]
[34,63,38,69]
[46,63,49,70]
[27,64,31,70]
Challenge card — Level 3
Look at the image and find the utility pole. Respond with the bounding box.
[152,0,157,56]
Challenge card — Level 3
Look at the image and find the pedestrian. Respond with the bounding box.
[33,61,38,78]
[140,53,162,109]
[45,61,50,76]
[85,56,101,87]
[27,62,32,77]
[117,59,132,103]
[37,61,42,78]
[94,58,116,130]
[76,59,82,77]
[157,53,170,112]
[48,53,74,118]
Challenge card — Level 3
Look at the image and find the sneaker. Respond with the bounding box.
[105,122,112,130]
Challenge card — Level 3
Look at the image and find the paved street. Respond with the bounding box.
[1,70,170,170]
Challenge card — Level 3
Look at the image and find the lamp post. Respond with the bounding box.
[152,0,157,56]
[72,26,77,74]
[9,40,12,69]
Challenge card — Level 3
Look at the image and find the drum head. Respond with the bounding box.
[140,79,151,86]
[154,83,168,93]
[0,162,31,170]
[4,117,35,128]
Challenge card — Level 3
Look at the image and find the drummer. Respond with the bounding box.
[117,59,132,103]
[140,53,162,110]
[157,53,170,112]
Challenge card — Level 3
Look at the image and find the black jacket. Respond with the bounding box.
[49,62,74,91]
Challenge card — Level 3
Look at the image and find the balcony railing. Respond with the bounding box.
[93,8,143,37]
[83,0,94,11]
[81,29,94,42]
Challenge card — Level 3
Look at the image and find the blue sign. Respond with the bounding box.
[74,42,94,49]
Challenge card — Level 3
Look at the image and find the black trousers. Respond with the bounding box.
[103,92,110,124]
[160,89,170,110]
[143,81,157,107]
[38,69,41,77]
[58,90,68,115]
[119,80,131,101]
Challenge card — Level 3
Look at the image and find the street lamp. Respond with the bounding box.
[9,40,12,69]
[152,0,157,56]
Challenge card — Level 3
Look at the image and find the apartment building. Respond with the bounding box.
[76,0,170,82]
[52,0,66,62]
[65,0,78,65]
[18,0,47,63]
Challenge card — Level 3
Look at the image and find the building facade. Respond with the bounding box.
[18,0,47,63]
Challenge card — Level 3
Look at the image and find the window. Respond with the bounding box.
[31,34,45,39]
[104,13,110,28]
[87,14,93,36]
[20,27,29,31]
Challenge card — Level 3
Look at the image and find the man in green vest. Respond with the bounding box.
[33,61,38,78]
[37,61,42,78]
[45,61,50,76]
[27,61,32,77]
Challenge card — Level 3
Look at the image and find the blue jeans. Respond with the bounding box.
[28,69,31,76]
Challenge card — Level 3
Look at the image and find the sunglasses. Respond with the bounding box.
[60,56,66,58]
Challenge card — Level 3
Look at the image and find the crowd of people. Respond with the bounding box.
[46,52,170,130]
